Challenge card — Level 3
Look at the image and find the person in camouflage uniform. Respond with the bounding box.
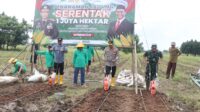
[144,44,163,90]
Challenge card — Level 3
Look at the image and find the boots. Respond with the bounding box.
[55,75,59,84]
[59,75,63,85]
[111,77,116,87]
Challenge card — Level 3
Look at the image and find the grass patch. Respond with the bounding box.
[173,71,183,82]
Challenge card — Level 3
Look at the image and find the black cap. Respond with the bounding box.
[151,44,157,49]
[108,40,113,45]
[41,5,50,10]
[58,38,63,41]
[48,45,52,48]
[116,5,125,10]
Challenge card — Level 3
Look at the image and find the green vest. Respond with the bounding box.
[84,46,94,60]
[13,61,26,74]
[36,50,54,68]
[73,49,88,68]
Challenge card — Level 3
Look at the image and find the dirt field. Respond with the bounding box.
[0,50,200,112]
[71,88,172,112]
[0,83,67,112]
[0,82,197,112]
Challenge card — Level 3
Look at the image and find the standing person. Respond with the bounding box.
[73,43,88,86]
[144,44,163,90]
[36,45,54,76]
[107,5,134,38]
[166,42,181,79]
[84,45,95,74]
[104,40,119,87]
[52,38,67,85]
[34,5,59,39]
[30,44,39,69]
[8,58,27,79]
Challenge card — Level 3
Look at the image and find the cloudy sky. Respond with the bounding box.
[0,0,200,50]
[136,0,200,50]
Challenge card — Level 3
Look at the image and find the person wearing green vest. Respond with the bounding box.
[36,45,54,75]
[144,44,163,90]
[73,43,88,87]
[8,58,27,78]
[84,45,95,74]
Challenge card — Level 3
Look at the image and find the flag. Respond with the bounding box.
[125,0,135,13]
[35,0,44,11]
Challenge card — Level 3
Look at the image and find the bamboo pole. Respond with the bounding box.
[134,41,138,94]
[132,41,138,94]
[31,43,35,73]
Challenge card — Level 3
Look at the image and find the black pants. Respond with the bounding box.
[105,66,116,77]
[30,53,38,64]
[145,63,157,81]
[54,62,64,75]
[88,60,91,66]
[48,67,53,75]
[166,62,176,79]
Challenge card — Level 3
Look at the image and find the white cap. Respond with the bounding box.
[171,42,176,46]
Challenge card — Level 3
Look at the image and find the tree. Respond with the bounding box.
[180,40,200,56]
[0,12,32,50]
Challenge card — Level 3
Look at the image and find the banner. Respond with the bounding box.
[33,0,135,47]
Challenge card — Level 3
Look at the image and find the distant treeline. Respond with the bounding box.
[181,40,200,56]
[0,12,32,50]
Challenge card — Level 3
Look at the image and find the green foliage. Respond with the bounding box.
[180,40,200,56]
[0,12,32,50]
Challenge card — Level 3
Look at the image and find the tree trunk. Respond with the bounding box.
[6,45,9,50]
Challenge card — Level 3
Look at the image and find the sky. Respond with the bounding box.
[0,0,200,50]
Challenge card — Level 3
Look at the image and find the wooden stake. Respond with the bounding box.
[134,41,138,94]
[31,44,35,73]
[132,41,138,94]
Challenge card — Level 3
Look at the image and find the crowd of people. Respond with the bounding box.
[8,39,181,89]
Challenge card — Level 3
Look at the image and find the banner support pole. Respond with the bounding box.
[132,41,138,94]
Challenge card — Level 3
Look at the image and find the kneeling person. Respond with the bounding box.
[9,58,27,78]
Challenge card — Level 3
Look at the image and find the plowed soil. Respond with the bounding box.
[0,83,195,112]
[71,88,171,112]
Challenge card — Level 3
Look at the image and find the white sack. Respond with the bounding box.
[116,70,132,85]
[116,69,146,88]
[127,73,146,88]
[27,69,47,82]
[0,76,18,84]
